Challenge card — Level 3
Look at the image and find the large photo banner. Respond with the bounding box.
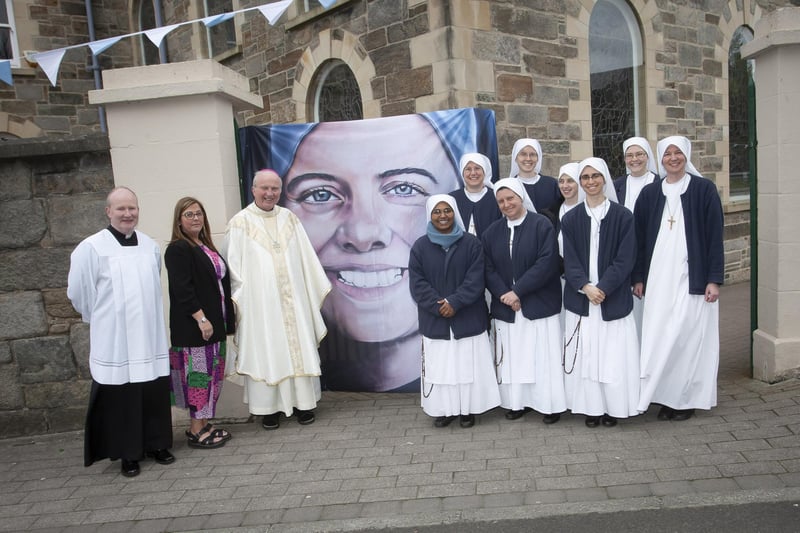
[238,108,498,392]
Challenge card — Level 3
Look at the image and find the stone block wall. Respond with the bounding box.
[3,0,133,137]
[0,135,113,437]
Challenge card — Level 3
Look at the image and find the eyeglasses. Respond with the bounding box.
[182,211,204,219]
[625,152,647,160]
[431,208,454,216]
[579,173,604,182]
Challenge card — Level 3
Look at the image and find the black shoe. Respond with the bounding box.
[585,416,600,428]
[459,414,475,428]
[601,415,617,427]
[505,409,526,420]
[543,413,561,424]
[657,406,675,421]
[145,449,175,465]
[434,415,456,428]
[262,413,280,430]
[120,459,140,477]
[296,409,315,425]
[672,409,695,421]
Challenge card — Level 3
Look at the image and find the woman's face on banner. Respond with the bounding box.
[284,115,459,342]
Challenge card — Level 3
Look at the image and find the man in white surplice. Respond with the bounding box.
[68,186,173,478]
[224,170,331,430]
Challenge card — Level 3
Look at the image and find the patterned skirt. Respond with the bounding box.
[169,341,226,419]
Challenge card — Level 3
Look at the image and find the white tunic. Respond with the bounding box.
[421,332,501,417]
[493,215,566,415]
[563,202,640,418]
[223,204,331,416]
[637,177,719,411]
[494,312,566,414]
[67,229,169,385]
[623,171,656,339]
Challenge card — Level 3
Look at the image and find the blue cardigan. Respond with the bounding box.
[613,173,660,209]
[521,174,561,214]
[449,188,502,238]
[561,201,635,321]
[481,213,562,322]
[632,176,724,294]
[408,233,488,340]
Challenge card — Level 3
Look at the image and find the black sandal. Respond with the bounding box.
[210,427,232,442]
[186,423,227,449]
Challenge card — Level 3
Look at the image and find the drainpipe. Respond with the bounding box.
[153,0,168,64]
[84,0,107,133]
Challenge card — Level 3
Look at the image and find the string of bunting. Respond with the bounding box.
[0,0,337,87]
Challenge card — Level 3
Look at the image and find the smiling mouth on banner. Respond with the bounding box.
[337,268,405,289]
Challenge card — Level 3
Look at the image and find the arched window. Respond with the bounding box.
[138,1,167,65]
[310,60,363,122]
[728,26,755,200]
[589,0,644,177]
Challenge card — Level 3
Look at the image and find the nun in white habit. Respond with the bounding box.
[481,179,566,424]
[409,194,501,428]
[508,138,562,214]
[633,136,723,421]
[449,153,502,238]
[560,157,640,427]
[614,137,658,212]
[615,137,657,340]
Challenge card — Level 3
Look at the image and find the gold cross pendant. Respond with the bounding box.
[668,215,676,230]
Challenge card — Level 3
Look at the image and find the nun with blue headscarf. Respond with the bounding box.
[449,153,502,238]
[560,157,639,428]
[409,194,500,428]
[482,179,566,424]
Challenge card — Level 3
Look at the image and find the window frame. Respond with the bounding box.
[588,0,645,176]
[0,0,21,68]
[203,0,239,60]
[310,59,363,123]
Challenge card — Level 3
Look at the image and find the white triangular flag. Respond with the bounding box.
[143,23,181,48]
[318,0,337,8]
[88,36,124,56]
[202,12,236,28]
[33,49,67,87]
[257,0,292,25]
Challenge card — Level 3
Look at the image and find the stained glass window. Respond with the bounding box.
[589,0,644,178]
[312,60,363,122]
[729,26,754,199]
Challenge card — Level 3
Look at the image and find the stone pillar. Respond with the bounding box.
[88,59,262,420]
[742,8,800,382]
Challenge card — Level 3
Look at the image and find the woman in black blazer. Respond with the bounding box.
[165,197,236,449]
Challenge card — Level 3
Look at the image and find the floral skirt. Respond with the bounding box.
[169,341,226,420]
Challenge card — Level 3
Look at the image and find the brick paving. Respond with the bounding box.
[2,281,800,532]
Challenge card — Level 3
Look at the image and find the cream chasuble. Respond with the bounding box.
[224,204,330,387]
[67,229,169,385]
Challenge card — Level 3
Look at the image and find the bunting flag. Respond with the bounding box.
[144,23,182,49]
[35,49,68,87]
[318,0,339,8]
[88,36,124,57]
[0,60,11,86]
[2,0,293,87]
[202,12,237,28]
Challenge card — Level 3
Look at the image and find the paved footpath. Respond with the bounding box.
[2,282,800,532]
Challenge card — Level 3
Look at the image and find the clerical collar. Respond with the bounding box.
[107,225,138,246]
